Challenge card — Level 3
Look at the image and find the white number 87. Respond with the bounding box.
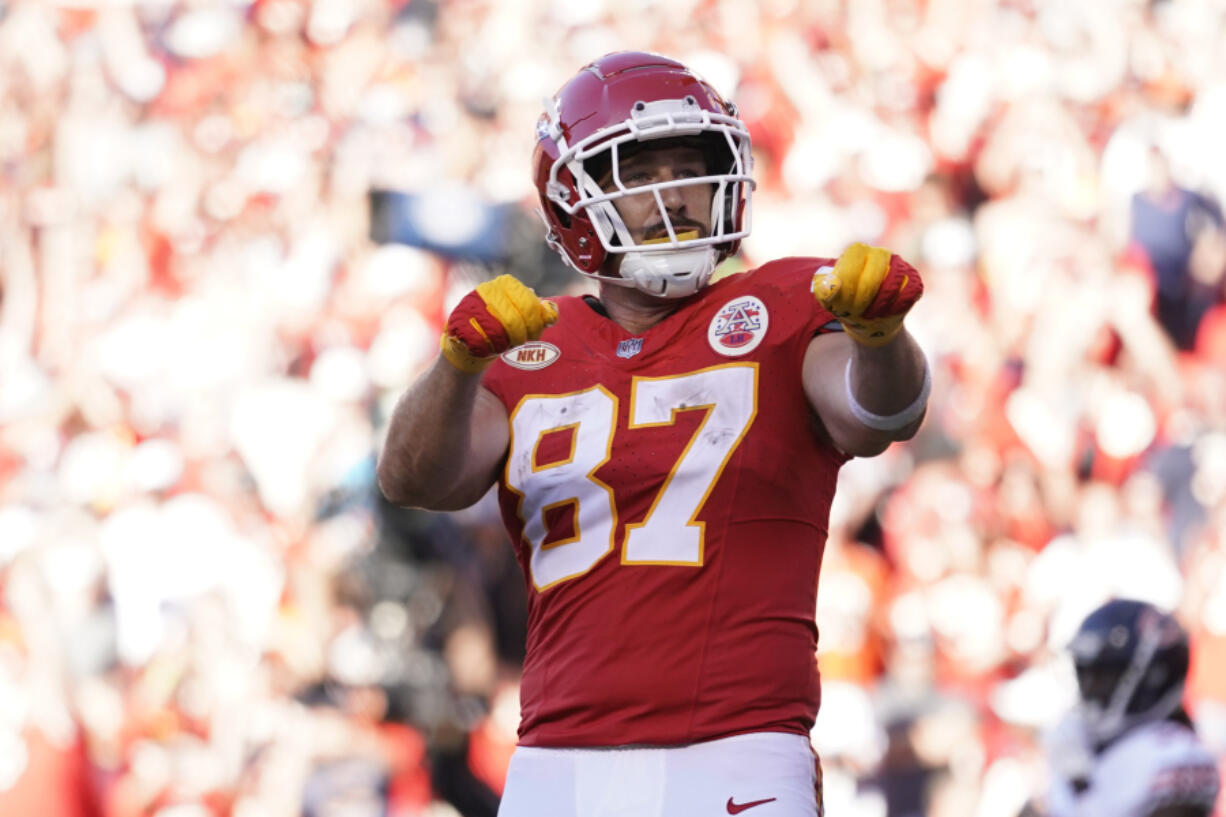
[505,364,758,590]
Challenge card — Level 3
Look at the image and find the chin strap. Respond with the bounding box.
[617,247,717,298]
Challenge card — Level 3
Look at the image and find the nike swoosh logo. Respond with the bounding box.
[726,796,777,814]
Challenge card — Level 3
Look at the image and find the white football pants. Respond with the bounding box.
[497,731,822,817]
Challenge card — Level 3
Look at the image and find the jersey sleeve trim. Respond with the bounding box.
[1143,763,1221,813]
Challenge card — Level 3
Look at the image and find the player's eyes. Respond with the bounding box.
[617,164,705,186]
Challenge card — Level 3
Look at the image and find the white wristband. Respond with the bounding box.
[845,357,931,431]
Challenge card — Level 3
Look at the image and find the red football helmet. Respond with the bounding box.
[532,52,754,298]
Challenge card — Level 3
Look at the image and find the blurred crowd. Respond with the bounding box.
[1,1,1225,816]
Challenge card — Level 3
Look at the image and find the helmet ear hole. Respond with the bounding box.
[549,202,571,230]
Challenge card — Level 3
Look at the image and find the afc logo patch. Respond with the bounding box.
[708,295,769,356]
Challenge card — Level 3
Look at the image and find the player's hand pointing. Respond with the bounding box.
[812,242,923,347]
[440,274,559,373]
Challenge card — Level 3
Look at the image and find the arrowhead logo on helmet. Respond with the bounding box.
[532,51,755,299]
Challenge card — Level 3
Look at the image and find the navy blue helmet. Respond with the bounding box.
[1068,598,1189,744]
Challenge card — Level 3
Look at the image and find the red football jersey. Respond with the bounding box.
[481,258,848,747]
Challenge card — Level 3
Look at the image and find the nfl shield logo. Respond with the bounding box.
[616,337,644,359]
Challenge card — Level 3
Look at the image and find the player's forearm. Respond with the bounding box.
[847,329,928,421]
[841,329,929,453]
[377,357,485,508]
[808,243,928,456]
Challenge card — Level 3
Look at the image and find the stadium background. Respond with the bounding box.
[1,1,1225,815]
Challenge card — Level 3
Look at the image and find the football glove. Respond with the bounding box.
[440,274,559,373]
[812,242,923,347]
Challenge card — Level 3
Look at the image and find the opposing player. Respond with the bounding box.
[378,52,930,816]
[1044,599,1220,817]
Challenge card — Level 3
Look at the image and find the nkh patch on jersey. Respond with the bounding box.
[708,296,769,356]
[502,341,561,370]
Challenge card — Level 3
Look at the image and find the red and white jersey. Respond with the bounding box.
[482,258,848,747]
[1046,715,1221,817]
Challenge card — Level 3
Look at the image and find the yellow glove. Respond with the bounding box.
[440,274,559,373]
[812,242,924,347]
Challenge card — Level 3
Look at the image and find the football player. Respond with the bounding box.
[1044,599,1220,817]
[378,51,930,816]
